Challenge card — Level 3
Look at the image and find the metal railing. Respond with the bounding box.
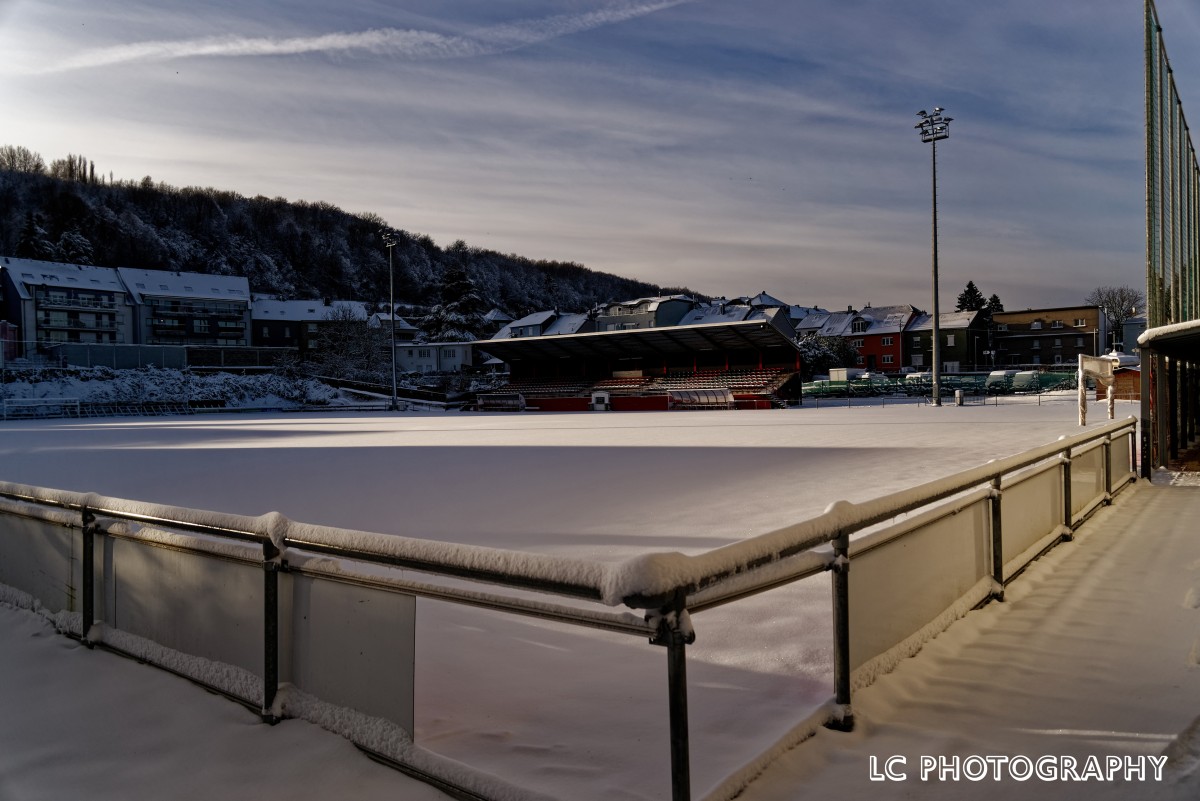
[0,417,1138,801]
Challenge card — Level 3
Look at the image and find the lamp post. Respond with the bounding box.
[916,107,952,406]
[382,232,399,411]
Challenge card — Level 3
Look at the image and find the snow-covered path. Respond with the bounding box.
[733,473,1200,801]
[0,600,453,801]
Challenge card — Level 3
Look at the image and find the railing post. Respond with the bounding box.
[1102,435,1113,502]
[990,477,1004,602]
[262,540,280,723]
[827,530,854,731]
[651,590,694,801]
[81,506,96,647]
[1062,451,1074,541]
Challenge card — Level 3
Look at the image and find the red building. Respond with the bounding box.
[848,305,919,373]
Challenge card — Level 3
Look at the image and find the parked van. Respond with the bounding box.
[984,369,1019,394]
[1010,370,1041,393]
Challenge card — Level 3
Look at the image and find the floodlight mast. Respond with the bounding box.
[915,107,952,405]
[382,231,400,411]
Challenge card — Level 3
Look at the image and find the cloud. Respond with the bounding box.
[32,0,688,74]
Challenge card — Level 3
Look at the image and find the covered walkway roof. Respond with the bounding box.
[1137,318,1200,359]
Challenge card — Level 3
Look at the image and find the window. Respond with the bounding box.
[946,334,955,346]
[1031,340,1040,350]
[855,355,864,365]
[444,349,456,358]
[1031,355,1041,365]
[283,327,291,338]
[1051,320,1063,329]
[194,320,209,333]
[882,336,893,346]
[997,323,1008,331]
[1074,318,1086,327]
[262,326,269,337]
[912,336,922,346]
[882,354,894,365]
[1030,321,1043,330]
[306,323,318,333]
[1075,337,1084,347]
[851,338,864,348]
[1053,338,1061,347]
[418,349,431,358]
[852,319,868,333]
[1054,355,1064,364]
[912,354,924,366]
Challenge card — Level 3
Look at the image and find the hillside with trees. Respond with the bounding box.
[0,144,680,319]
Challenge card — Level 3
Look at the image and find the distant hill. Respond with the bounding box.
[0,146,686,317]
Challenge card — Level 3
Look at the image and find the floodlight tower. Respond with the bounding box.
[916,107,952,406]
[382,231,400,411]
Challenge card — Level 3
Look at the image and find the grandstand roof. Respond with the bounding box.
[475,307,801,363]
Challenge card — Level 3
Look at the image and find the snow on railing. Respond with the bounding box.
[0,416,1138,801]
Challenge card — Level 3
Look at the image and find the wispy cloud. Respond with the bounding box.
[33,1,688,74]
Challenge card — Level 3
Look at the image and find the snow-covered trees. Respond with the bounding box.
[418,264,489,342]
[0,145,670,316]
[795,334,857,380]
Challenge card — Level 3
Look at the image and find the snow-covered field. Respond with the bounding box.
[1,395,1173,801]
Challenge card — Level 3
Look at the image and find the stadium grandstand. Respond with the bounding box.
[473,294,808,411]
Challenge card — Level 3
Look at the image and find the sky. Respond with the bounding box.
[2,1,1200,312]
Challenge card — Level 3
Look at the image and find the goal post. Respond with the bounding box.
[1078,355,1116,426]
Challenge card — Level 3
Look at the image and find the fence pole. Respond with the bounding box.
[828,530,854,731]
[1103,435,1113,502]
[990,477,1004,601]
[651,590,693,801]
[81,506,96,646]
[1062,453,1074,540]
[262,540,280,723]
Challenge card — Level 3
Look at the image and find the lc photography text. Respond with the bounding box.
[869,754,1168,783]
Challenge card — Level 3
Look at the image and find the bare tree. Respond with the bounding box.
[0,144,46,174]
[1084,285,1145,349]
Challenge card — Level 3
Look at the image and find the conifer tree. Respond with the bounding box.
[955,280,986,311]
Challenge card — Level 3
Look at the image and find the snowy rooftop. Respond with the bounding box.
[483,308,514,324]
[541,312,589,336]
[863,311,912,335]
[116,267,250,304]
[678,303,751,326]
[367,312,418,330]
[1,257,126,300]
[815,311,857,336]
[252,298,369,322]
[507,310,557,329]
[906,310,980,331]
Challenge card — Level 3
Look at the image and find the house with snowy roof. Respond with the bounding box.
[845,304,921,373]
[0,256,136,351]
[366,311,420,343]
[904,310,987,372]
[395,341,474,374]
[481,308,515,337]
[592,295,696,331]
[116,267,251,346]
[251,297,388,350]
